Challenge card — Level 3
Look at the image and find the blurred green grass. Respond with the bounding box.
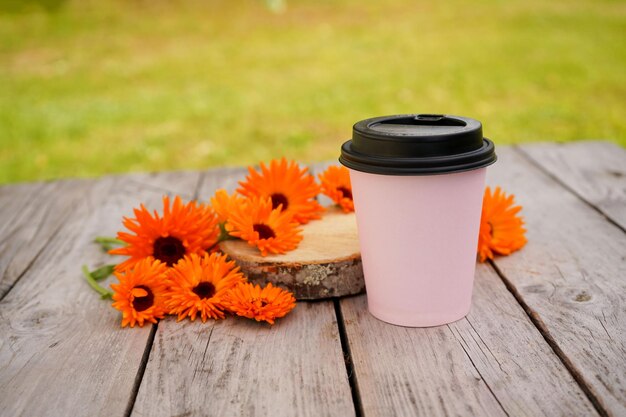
[1,0,624,184]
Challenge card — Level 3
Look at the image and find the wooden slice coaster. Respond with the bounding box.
[219,206,365,300]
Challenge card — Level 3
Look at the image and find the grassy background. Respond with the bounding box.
[1,0,624,184]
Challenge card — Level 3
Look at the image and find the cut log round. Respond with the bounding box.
[219,206,365,300]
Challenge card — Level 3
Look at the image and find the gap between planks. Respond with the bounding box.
[339,267,598,417]
[313,162,363,416]
[2,145,620,412]
[514,143,626,234]
[0,171,202,417]
[128,167,356,417]
[124,323,158,417]
[451,322,511,417]
[510,143,624,417]
[334,298,364,417]
[487,146,626,417]
[0,180,91,301]
[487,260,609,417]
[486,145,618,417]
[122,170,207,417]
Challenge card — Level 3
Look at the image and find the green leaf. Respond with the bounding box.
[82,265,114,300]
[90,264,116,281]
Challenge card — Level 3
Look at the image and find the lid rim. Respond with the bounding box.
[339,153,497,176]
[340,138,496,175]
[342,114,496,175]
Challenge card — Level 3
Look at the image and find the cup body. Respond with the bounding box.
[349,167,486,327]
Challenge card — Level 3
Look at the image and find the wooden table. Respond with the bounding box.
[1,142,625,417]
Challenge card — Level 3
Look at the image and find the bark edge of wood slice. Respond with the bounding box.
[219,206,364,300]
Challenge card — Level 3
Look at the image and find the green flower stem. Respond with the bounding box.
[82,265,113,300]
[218,223,230,240]
[208,223,238,252]
[218,232,237,243]
[94,236,125,245]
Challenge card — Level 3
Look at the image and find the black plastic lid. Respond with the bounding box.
[339,114,497,175]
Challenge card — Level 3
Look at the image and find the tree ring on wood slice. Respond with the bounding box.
[219,206,364,300]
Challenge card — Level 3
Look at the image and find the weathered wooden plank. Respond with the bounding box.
[488,147,626,417]
[316,156,599,415]
[341,295,506,417]
[0,171,200,417]
[124,170,201,202]
[0,180,91,299]
[0,182,42,225]
[132,167,355,417]
[341,264,597,417]
[194,166,249,202]
[133,302,355,417]
[450,264,597,416]
[518,141,626,230]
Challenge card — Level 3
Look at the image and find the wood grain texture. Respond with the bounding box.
[518,141,626,230]
[124,170,201,202]
[449,264,597,416]
[341,263,597,417]
[0,171,200,417]
[2,143,623,416]
[132,302,355,417]
[488,147,626,417]
[220,206,364,299]
[133,167,355,417]
[0,180,90,299]
[342,294,506,417]
[195,165,249,203]
[316,157,599,416]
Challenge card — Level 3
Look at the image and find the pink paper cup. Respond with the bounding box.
[340,114,496,327]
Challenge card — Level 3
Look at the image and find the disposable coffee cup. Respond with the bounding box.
[339,114,496,327]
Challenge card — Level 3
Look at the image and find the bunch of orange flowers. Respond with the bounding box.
[211,159,355,256]
[85,158,526,328]
[87,159,354,328]
[109,253,296,328]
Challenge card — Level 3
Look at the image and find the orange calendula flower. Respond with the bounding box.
[237,158,324,224]
[478,186,527,262]
[224,282,296,325]
[111,196,219,271]
[165,253,246,322]
[111,257,169,328]
[210,189,247,224]
[318,165,354,213]
[225,197,303,256]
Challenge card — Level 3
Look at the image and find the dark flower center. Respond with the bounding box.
[132,285,154,312]
[337,187,353,200]
[153,236,186,266]
[192,282,216,299]
[270,193,289,210]
[253,223,276,240]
